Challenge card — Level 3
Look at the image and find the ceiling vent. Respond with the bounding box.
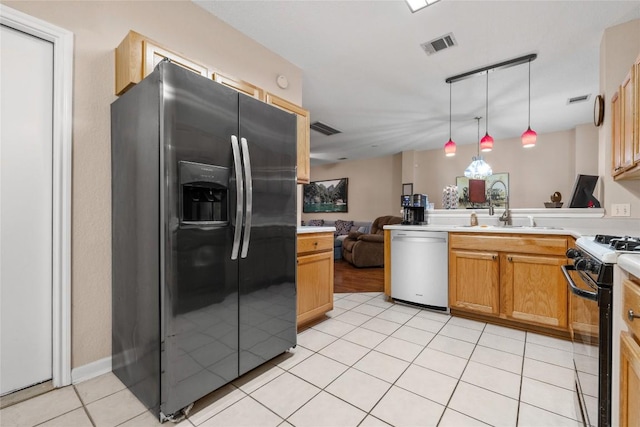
[568,94,590,104]
[310,121,342,136]
[421,32,457,55]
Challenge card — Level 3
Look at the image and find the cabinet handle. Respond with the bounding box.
[507,256,513,262]
[492,255,497,261]
[628,309,640,321]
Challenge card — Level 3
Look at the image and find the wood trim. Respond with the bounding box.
[143,40,208,77]
[384,229,392,296]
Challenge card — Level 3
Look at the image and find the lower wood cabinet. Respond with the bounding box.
[449,249,499,315]
[297,232,334,327]
[449,233,570,334]
[620,332,640,427]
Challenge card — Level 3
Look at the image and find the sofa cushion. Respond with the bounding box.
[306,219,324,226]
[334,219,354,236]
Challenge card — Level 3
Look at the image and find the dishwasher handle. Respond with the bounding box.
[392,235,447,244]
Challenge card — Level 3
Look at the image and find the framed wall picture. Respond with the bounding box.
[402,183,413,196]
[456,173,509,209]
[303,178,348,213]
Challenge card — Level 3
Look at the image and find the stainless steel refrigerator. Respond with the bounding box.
[111,61,297,421]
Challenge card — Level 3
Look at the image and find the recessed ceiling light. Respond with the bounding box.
[405,0,441,13]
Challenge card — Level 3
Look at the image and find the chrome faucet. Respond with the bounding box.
[488,179,511,226]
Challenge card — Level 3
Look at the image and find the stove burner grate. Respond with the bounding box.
[595,234,640,251]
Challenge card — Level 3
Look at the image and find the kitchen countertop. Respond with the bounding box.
[384,224,581,238]
[297,226,336,234]
[618,254,640,277]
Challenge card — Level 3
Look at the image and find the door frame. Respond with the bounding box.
[1,5,73,388]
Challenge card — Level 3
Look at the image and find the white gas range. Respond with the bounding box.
[576,235,640,264]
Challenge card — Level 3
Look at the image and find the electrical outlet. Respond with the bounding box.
[611,203,631,217]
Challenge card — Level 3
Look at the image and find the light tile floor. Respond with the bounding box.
[0,292,584,427]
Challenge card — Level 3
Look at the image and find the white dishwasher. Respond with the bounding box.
[390,229,448,311]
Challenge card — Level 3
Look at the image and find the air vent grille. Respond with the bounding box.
[568,94,590,104]
[310,121,341,136]
[421,32,457,55]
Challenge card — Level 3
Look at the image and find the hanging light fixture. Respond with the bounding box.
[521,59,537,148]
[479,72,494,152]
[464,117,493,179]
[444,82,456,157]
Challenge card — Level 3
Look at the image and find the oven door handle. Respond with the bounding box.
[561,264,598,301]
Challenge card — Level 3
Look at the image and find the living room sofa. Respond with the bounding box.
[341,215,402,268]
[301,219,372,259]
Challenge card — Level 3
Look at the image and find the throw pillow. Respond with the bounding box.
[335,219,354,236]
[306,219,324,227]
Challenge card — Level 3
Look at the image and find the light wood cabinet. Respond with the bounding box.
[115,31,209,96]
[265,93,311,184]
[115,31,311,184]
[449,232,569,334]
[502,253,567,328]
[620,331,640,426]
[449,249,500,315]
[297,232,334,327]
[212,71,264,100]
[620,275,640,427]
[612,52,640,180]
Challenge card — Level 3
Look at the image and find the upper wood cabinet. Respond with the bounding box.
[212,71,264,101]
[265,93,311,184]
[115,31,311,184]
[115,31,209,96]
[612,52,640,180]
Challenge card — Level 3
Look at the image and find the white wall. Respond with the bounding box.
[2,0,303,369]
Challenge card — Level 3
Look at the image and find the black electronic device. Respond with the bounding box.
[568,174,601,208]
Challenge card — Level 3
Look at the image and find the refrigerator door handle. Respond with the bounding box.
[231,135,244,260]
[240,137,252,258]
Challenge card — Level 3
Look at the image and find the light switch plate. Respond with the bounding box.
[611,203,631,217]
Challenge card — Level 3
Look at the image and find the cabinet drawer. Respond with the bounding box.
[297,232,333,254]
[623,278,640,337]
[450,233,567,256]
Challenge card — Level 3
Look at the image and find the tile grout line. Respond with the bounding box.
[72,385,97,427]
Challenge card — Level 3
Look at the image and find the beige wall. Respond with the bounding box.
[599,18,640,217]
[415,127,599,209]
[302,154,402,223]
[3,1,303,368]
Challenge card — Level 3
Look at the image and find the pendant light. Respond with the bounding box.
[521,59,537,148]
[444,82,456,157]
[464,117,493,179]
[479,72,494,152]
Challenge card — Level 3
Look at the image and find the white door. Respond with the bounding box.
[0,24,54,395]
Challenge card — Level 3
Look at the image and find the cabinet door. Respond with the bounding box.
[212,71,264,100]
[620,332,640,427]
[449,249,499,315]
[621,71,634,170]
[297,250,334,325]
[265,93,310,184]
[503,254,567,328]
[612,90,624,176]
[634,54,640,164]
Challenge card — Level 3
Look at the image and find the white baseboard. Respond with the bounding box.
[71,356,112,384]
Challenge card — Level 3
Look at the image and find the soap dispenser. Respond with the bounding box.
[470,211,478,227]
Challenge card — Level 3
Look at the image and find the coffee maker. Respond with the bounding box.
[401,194,427,225]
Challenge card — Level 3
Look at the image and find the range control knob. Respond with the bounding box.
[566,248,582,259]
[575,258,593,272]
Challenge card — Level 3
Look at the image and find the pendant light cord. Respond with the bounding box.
[449,83,452,138]
[527,60,531,127]
[485,72,489,134]
[476,116,481,156]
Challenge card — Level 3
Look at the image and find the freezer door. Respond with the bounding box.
[159,62,240,417]
[237,94,297,375]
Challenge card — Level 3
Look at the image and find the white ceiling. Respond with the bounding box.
[194,0,639,165]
